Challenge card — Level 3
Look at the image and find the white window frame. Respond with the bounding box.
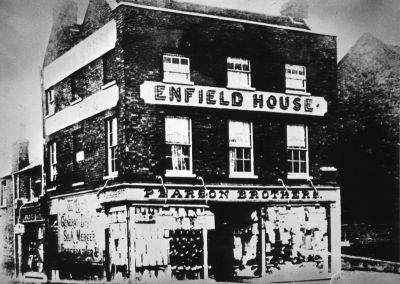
[46,89,55,116]
[163,54,192,84]
[228,121,257,179]
[0,181,6,208]
[285,64,308,95]
[106,117,118,177]
[227,57,253,90]
[49,142,57,182]
[287,124,309,179]
[165,116,194,177]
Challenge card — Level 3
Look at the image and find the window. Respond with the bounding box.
[70,74,81,102]
[49,142,57,182]
[163,54,191,84]
[103,50,115,85]
[46,89,55,116]
[165,116,193,176]
[73,130,84,182]
[106,117,118,176]
[229,121,255,177]
[287,125,309,179]
[227,57,252,89]
[1,181,6,207]
[285,64,307,94]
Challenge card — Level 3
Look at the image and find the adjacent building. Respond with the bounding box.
[42,0,340,282]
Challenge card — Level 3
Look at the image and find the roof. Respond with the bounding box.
[13,162,42,175]
[116,0,310,30]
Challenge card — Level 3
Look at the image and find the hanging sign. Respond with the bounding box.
[140,81,327,116]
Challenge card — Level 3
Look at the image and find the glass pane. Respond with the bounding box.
[164,57,171,63]
[180,58,188,65]
[236,160,243,172]
[227,62,234,70]
[244,160,251,172]
[300,162,307,173]
[236,148,243,159]
[234,63,242,70]
[242,64,249,71]
[244,148,251,159]
[300,150,306,161]
[172,58,180,64]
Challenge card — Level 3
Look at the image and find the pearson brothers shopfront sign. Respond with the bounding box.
[98,186,333,205]
[140,81,327,116]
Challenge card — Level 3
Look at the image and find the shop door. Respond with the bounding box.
[209,203,260,281]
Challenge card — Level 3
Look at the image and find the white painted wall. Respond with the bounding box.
[43,20,117,90]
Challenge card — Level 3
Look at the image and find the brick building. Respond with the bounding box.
[0,174,14,279]
[42,0,340,282]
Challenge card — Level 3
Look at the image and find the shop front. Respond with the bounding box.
[98,183,341,283]
[17,202,45,277]
[47,192,107,281]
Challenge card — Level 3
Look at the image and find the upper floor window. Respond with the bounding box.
[1,181,6,207]
[165,116,193,176]
[287,124,309,179]
[49,142,57,182]
[163,54,191,84]
[229,121,255,178]
[106,117,118,177]
[285,64,307,94]
[103,50,115,85]
[227,57,251,89]
[46,89,55,116]
[70,73,81,103]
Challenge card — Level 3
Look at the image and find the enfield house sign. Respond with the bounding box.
[140,81,328,116]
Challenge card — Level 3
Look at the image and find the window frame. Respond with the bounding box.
[46,89,55,116]
[226,57,253,90]
[228,120,257,179]
[106,117,118,177]
[285,64,308,95]
[49,141,57,182]
[162,54,192,85]
[286,124,309,179]
[164,116,194,177]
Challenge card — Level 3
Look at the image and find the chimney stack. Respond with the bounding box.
[280,0,309,20]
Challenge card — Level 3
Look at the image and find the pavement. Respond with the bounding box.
[4,271,400,284]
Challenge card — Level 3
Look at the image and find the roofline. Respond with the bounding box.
[115,1,336,37]
[12,163,42,175]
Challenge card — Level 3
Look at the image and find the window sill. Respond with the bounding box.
[70,97,83,105]
[45,113,55,119]
[165,171,196,178]
[0,205,7,209]
[287,173,309,180]
[102,80,116,90]
[103,173,118,180]
[72,181,84,187]
[229,173,258,179]
[227,86,255,91]
[46,187,57,192]
[285,89,311,96]
[163,80,195,86]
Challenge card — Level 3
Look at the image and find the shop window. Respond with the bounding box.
[49,142,57,182]
[285,64,307,94]
[0,181,6,207]
[103,50,115,85]
[163,54,191,84]
[227,57,252,89]
[229,121,255,178]
[45,89,55,116]
[287,124,309,179]
[165,116,193,176]
[106,117,118,177]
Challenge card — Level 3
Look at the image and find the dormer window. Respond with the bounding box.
[285,64,307,95]
[163,54,191,84]
[227,57,252,89]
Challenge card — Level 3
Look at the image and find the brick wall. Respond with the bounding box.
[44,4,337,191]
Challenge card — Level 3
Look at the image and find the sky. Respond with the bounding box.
[0,0,399,175]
